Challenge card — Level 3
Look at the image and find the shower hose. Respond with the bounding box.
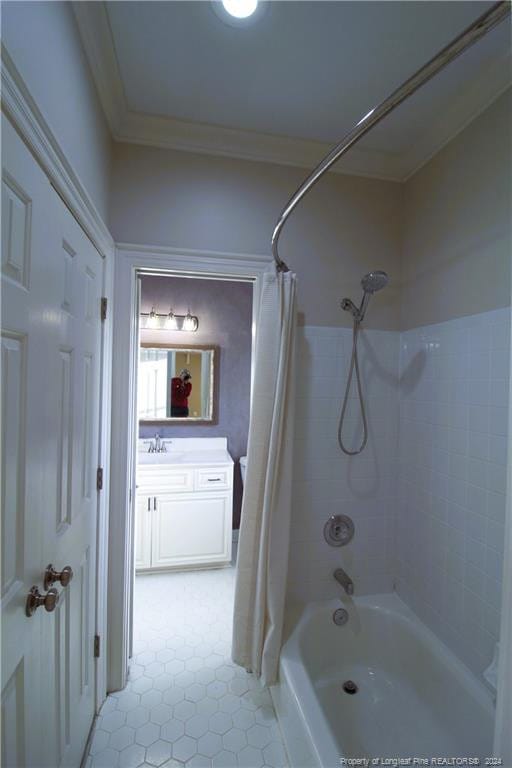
[338,318,368,456]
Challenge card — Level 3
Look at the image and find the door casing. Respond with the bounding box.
[107,244,269,692]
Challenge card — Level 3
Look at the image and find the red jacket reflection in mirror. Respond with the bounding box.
[171,377,192,417]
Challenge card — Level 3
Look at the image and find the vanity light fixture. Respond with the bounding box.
[140,307,199,332]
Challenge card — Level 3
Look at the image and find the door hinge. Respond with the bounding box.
[100,297,107,322]
[94,634,100,658]
[96,467,103,491]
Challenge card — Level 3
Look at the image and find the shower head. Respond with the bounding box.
[341,270,389,324]
[361,271,389,294]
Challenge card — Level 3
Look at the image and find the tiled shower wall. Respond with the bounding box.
[287,325,400,603]
[287,309,510,678]
[396,308,510,677]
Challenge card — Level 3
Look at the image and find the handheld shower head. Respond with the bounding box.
[361,270,389,294]
[341,270,389,324]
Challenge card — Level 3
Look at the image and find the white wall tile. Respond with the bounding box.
[288,326,400,604]
[288,308,510,681]
[396,307,510,678]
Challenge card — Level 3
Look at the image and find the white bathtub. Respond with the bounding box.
[271,594,494,768]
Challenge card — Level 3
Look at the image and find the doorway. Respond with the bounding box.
[133,270,252,622]
[99,252,289,765]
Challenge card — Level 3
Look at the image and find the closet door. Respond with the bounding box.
[1,116,103,768]
[1,114,55,768]
[44,189,103,768]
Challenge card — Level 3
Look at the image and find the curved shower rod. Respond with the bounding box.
[271,1,511,273]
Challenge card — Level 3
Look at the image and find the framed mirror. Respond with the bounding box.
[138,343,219,424]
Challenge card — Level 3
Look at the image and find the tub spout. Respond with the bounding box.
[334,568,354,595]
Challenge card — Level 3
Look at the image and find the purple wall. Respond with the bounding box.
[139,275,253,529]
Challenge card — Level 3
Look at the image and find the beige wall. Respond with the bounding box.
[401,88,512,330]
[2,1,113,223]
[110,144,403,329]
[110,91,510,332]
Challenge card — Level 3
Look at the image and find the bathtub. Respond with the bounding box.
[271,594,495,768]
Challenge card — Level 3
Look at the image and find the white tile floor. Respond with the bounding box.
[87,566,288,768]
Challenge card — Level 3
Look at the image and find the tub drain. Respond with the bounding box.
[342,680,358,695]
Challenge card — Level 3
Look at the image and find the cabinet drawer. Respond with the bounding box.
[194,467,232,491]
[137,467,194,493]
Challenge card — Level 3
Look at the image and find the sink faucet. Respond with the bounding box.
[334,567,354,596]
[145,435,169,453]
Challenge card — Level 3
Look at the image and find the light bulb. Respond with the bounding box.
[183,312,197,332]
[222,0,258,19]
[166,310,178,330]
[147,308,158,329]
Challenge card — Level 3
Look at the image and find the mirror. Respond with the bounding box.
[138,344,218,424]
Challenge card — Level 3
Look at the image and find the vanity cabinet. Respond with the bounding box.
[135,440,233,571]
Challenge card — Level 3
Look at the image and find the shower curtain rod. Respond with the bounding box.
[271,1,511,273]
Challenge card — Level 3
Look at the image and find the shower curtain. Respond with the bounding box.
[232,269,297,685]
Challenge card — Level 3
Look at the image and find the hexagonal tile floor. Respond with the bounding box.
[86,567,288,768]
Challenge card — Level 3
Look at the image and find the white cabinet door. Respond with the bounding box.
[135,495,152,570]
[152,493,231,569]
[2,117,103,767]
[2,114,54,768]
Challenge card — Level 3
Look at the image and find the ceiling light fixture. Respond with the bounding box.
[211,0,267,27]
[222,0,258,19]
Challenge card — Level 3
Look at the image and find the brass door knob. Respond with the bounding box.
[44,564,73,590]
[25,586,59,617]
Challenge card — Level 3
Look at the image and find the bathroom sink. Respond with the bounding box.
[138,451,185,465]
[137,438,234,467]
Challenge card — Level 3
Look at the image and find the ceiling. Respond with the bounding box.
[74,1,512,181]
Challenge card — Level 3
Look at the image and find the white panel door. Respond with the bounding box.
[1,116,103,768]
[44,187,103,767]
[1,115,54,768]
[151,492,230,569]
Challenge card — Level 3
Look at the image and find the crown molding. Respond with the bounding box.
[1,45,114,259]
[73,1,512,184]
[71,1,126,136]
[71,0,402,181]
[115,109,403,181]
[402,53,512,181]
